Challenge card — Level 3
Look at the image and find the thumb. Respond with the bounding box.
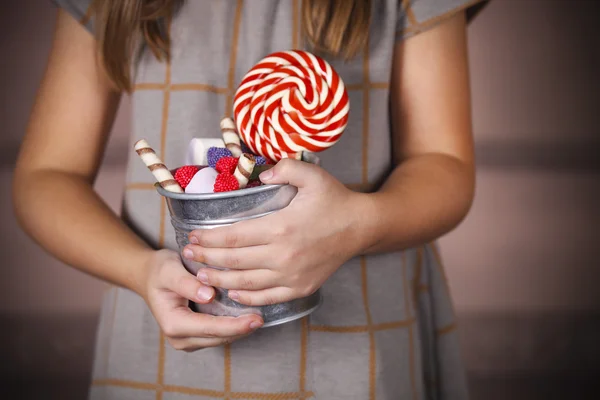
[259,158,322,188]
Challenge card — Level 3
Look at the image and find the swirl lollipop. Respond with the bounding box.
[233,50,349,162]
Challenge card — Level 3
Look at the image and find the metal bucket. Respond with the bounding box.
[156,174,322,328]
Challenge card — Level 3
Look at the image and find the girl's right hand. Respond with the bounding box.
[141,249,264,352]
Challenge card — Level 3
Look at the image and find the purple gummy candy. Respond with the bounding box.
[255,156,267,166]
[207,147,233,168]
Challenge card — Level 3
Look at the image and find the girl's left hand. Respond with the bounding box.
[182,159,371,306]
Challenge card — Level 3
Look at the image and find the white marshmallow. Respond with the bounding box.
[185,167,219,194]
[185,138,226,166]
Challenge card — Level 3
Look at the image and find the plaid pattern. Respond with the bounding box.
[52,0,488,398]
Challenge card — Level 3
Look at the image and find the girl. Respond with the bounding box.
[13,0,487,398]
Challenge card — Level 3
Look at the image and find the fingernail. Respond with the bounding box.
[259,169,273,181]
[197,271,209,284]
[197,286,213,301]
[229,291,239,301]
[189,236,199,244]
[182,248,194,259]
[249,320,262,330]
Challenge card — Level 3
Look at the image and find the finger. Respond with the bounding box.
[182,244,272,270]
[161,258,215,303]
[163,308,263,339]
[228,287,297,307]
[197,267,279,291]
[188,219,272,248]
[258,158,324,188]
[168,333,249,352]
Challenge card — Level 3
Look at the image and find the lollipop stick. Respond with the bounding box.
[134,139,183,193]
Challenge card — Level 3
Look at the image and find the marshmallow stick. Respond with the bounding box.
[234,153,256,189]
[220,117,242,157]
[134,139,183,193]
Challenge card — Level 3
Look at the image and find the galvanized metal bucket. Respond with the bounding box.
[156,164,322,327]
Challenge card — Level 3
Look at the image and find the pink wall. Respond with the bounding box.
[1,0,599,397]
[442,0,600,313]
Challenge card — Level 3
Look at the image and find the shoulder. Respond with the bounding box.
[51,0,94,33]
[396,0,490,40]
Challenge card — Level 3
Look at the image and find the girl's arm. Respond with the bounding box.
[13,10,263,344]
[13,10,151,295]
[361,11,475,252]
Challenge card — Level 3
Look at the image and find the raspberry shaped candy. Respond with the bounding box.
[174,165,200,189]
[246,179,262,188]
[215,156,238,174]
[207,147,233,168]
[213,173,239,192]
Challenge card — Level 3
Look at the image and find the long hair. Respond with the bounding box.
[90,0,372,92]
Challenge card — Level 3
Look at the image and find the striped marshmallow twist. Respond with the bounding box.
[220,117,243,157]
[233,153,256,189]
[134,139,183,193]
[233,50,349,162]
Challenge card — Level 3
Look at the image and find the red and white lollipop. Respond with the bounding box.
[233,50,349,162]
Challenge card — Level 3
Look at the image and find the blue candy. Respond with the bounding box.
[207,147,233,168]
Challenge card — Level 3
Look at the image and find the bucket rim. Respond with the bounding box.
[155,182,287,200]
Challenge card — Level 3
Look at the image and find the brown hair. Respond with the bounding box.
[90,0,372,92]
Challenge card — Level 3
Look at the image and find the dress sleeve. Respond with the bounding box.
[51,0,95,33]
[397,0,490,41]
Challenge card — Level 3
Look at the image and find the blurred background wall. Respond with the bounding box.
[1,0,598,399]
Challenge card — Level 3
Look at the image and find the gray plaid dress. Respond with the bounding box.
[54,0,487,398]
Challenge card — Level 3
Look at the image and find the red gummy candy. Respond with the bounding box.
[174,165,200,189]
[215,156,238,174]
[246,180,262,188]
[213,173,239,192]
